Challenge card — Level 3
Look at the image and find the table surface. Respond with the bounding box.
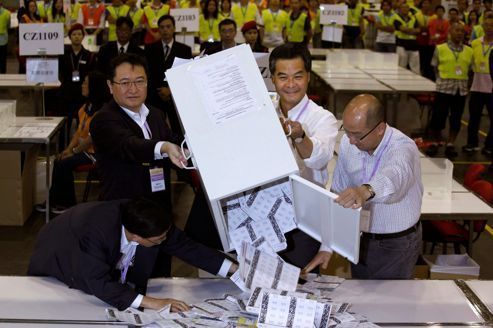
[0,116,65,143]
[0,74,60,88]
[466,280,493,314]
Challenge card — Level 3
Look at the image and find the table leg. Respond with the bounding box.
[45,141,50,224]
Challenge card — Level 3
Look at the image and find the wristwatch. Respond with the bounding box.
[294,130,306,144]
[362,184,375,201]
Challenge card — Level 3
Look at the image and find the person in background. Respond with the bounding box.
[0,1,10,74]
[426,23,473,158]
[304,94,423,280]
[47,0,66,24]
[202,18,238,53]
[142,0,170,45]
[448,8,461,25]
[429,5,449,46]
[106,0,130,42]
[231,0,261,32]
[287,0,311,44]
[19,0,42,23]
[77,0,106,45]
[35,71,110,214]
[242,20,268,52]
[199,0,221,43]
[219,0,233,20]
[457,0,469,23]
[463,16,493,155]
[343,0,364,48]
[180,0,199,8]
[309,0,322,47]
[414,0,435,79]
[261,0,288,48]
[472,10,493,40]
[480,0,493,23]
[375,0,396,52]
[393,2,420,74]
[127,0,145,45]
[466,10,479,42]
[36,0,52,21]
[58,23,96,145]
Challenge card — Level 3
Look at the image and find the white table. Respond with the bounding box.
[466,280,493,318]
[0,117,65,223]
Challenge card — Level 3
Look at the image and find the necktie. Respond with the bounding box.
[164,44,169,60]
[119,46,124,55]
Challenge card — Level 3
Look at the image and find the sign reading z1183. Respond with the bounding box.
[19,23,64,56]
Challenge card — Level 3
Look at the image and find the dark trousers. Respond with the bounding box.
[50,152,93,207]
[419,45,435,80]
[0,44,7,73]
[467,91,493,149]
[429,92,466,136]
[374,42,396,53]
[351,224,422,279]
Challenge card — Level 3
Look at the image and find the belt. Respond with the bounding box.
[363,221,420,240]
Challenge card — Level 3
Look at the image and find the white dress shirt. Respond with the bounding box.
[332,125,423,234]
[282,95,338,187]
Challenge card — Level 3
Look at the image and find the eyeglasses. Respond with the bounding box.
[340,121,382,141]
[144,231,168,246]
[112,79,147,90]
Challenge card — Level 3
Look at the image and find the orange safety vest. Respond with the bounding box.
[81,4,105,28]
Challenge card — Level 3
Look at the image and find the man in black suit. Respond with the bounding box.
[202,19,238,55]
[97,16,144,76]
[28,197,236,311]
[145,15,192,140]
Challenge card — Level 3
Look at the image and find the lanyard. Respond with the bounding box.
[271,9,278,22]
[208,18,214,32]
[241,5,247,17]
[144,121,153,139]
[70,51,82,71]
[361,129,393,183]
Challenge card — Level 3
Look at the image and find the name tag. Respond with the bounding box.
[149,167,165,192]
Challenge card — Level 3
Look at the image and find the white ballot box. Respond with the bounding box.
[167,44,361,263]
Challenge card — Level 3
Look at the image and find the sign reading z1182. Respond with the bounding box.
[23,32,59,40]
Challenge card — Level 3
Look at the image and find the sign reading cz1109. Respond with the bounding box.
[320,5,348,25]
[19,23,64,56]
[169,8,200,32]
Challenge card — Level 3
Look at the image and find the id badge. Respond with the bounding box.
[88,18,94,26]
[152,18,158,27]
[72,70,80,82]
[480,61,487,72]
[149,167,165,192]
[455,66,463,76]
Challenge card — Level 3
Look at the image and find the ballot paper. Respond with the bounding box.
[246,287,309,314]
[257,293,318,328]
[230,216,287,253]
[106,306,170,326]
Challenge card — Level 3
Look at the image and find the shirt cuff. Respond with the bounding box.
[154,141,169,160]
[130,294,144,308]
[319,244,333,253]
[217,259,233,277]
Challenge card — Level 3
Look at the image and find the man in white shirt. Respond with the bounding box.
[28,197,237,311]
[269,43,338,268]
[304,94,423,279]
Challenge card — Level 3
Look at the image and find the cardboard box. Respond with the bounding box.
[414,255,430,279]
[425,254,480,280]
[0,146,38,225]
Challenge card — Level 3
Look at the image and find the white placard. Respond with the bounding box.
[170,8,200,32]
[322,25,343,43]
[26,58,59,83]
[19,23,64,56]
[174,34,195,50]
[320,4,348,25]
[254,52,276,92]
[10,13,18,29]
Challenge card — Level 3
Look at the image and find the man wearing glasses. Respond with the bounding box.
[90,54,186,276]
[28,197,237,311]
[304,94,423,279]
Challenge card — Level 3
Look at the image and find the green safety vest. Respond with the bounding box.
[231,3,257,28]
[144,4,170,29]
[347,3,363,26]
[47,8,65,23]
[199,14,220,41]
[473,25,485,39]
[471,37,493,73]
[377,10,395,27]
[107,5,130,41]
[437,43,473,80]
[262,9,288,33]
[36,1,50,19]
[287,12,307,42]
[129,7,144,28]
[392,13,417,40]
[0,8,10,35]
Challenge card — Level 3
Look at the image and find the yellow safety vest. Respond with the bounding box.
[129,7,144,28]
[347,3,363,26]
[47,8,66,23]
[287,12,307,42]
[473,25,485,39]
[392,13,417,40]
[144,4,170,29]
[0,8,11,35]
[199,14,220,41]
[310,9,321,33]
[71,2,81,21]
[262,9,288,33]
[471,37,493,74]
[107,5,130,41]
[231,3,257,27]
[437,43,473,80]
[377,10,395,27]
[36,1,50,19]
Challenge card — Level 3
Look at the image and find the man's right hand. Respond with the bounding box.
[141,296,191,312]
[160,142,187,168]
[302,251,333,274]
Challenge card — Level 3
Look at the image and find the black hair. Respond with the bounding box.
[219,18,237,30]
[157,14,175,27]
[108,53,149,81]
[204,0,219,19]
[448,7,459,14]
[51,0,66,19]
[116,16,134,29]
[435,5,445,11]
[86,70,111,114]
[121,197,172,238]
[269,42,311,74]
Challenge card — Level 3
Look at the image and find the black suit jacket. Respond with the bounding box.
[28,200,227,310]
[144,40,192,109]
[89,99,179,201]
[202,41,224,55]
[97,41,144,75]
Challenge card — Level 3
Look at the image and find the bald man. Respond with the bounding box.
[304,94,423,279]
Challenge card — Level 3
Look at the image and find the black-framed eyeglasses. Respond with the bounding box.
[340,121,382,141]
[111,79,147,90]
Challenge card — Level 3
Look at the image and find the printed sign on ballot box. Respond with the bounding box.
[170,8,200,32]
[320,4,348,25]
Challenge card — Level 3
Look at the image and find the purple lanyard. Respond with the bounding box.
[361,129,393,184]
[292,99,309,122]
[143,121,152,139]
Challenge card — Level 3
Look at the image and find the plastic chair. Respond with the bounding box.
[464,164,486,189]
[411,93,435,131]
[74,162,98,202]
[423,179,492,254]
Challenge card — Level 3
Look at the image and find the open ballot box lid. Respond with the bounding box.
[167,44,361,263]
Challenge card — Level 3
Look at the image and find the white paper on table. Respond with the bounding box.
[314,302,332,328]
[246,287,308,314]
[229,216,287,253]
[330,312,357,324]
[105,307,163,326]
[322,25,343,43]
[257,293,318,327]
[331,302,351,314]
[230,270,248,292]
[189,52,261,125]
[13,124,57,138]
[303,273,345,284]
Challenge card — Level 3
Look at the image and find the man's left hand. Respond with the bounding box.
[335,186,371,209]
[286,120,304,139]
[161,142,187,168]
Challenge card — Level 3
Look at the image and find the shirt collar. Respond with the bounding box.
[162,38,174,49]
[366,123,390,157]
[283,94,309,120]
[120,226,139,254]
[447,41,464,52]
[117,41,129,51]
[120,103,150,127]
